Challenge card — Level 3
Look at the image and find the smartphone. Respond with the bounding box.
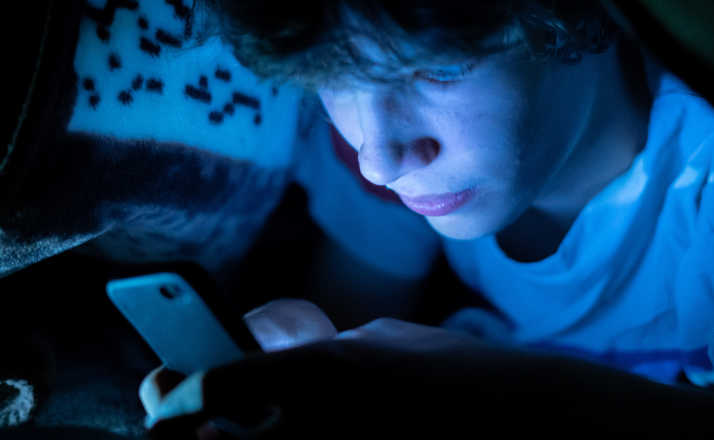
[107,271,261,375]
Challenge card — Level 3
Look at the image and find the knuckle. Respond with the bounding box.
[335,328,366,339]
[138,376,154,401]
[139,369,163,415]
[369,317,399,329]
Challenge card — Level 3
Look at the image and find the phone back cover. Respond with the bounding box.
[107,273,244,375]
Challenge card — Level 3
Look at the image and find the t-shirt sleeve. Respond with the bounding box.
[292,98,441,280]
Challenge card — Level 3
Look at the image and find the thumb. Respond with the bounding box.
[139,365,185,418]
[243,299,337,352]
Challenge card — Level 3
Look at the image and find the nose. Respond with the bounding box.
[358,137,441,186]
[356,93,441,186]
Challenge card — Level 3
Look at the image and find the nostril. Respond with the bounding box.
[357,136,440,186]
[407,137,441,165]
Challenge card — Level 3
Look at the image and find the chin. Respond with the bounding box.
[426,213,501,241]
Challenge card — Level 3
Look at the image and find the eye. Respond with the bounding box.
[413,63,475,85]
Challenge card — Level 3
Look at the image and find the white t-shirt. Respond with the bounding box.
[442,67,714,386]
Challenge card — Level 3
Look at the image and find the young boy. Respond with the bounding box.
[201,0,714,382]
[142,0,714,437]
[2,0,712,436]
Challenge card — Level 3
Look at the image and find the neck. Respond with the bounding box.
[538,43,650,228]
[498,43,651,262]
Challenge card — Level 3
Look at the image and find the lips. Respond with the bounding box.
[397,187,478,216]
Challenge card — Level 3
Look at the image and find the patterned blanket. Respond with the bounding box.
[0,0,312,431]
[0,0,313,285]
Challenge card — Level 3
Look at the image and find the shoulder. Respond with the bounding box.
[653,72,714,273]
[648,68,714,163]
[645,67,714,211]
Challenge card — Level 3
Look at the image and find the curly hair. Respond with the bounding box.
[194,0,620,89]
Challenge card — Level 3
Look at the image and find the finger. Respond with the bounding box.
[146,371,205,428]
[139,366,165,417]
[243,299,337,352]
[139,366,187,417]
[335,318,420,341]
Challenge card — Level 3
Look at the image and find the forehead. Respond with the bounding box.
[314,7,527,88]
[347,35,461,76]
[318,42,526,92]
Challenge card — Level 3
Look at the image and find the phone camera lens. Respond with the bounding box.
[159,285,181,299]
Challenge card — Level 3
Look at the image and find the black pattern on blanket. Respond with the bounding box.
[0,0,305,281]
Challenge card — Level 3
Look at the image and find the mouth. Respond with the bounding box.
[397,187,478,216]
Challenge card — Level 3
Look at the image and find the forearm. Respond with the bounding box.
[437,342,714,435]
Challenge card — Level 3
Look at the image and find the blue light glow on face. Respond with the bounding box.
[319,45,613,240]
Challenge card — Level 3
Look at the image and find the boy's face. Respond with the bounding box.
[318,43,602,240]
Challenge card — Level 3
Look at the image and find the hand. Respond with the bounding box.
[140,298,521,439]
[140,298,341,438]
[139,299,712,439]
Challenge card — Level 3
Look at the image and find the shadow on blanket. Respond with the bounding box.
[0,183,323,436]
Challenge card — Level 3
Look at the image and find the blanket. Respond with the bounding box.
[0,0,308,432]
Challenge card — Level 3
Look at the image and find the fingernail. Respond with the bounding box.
[144,414,157,429]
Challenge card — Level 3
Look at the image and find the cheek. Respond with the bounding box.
[469,76,556,170]
[318,91,363,150]
[432,92,531,178]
